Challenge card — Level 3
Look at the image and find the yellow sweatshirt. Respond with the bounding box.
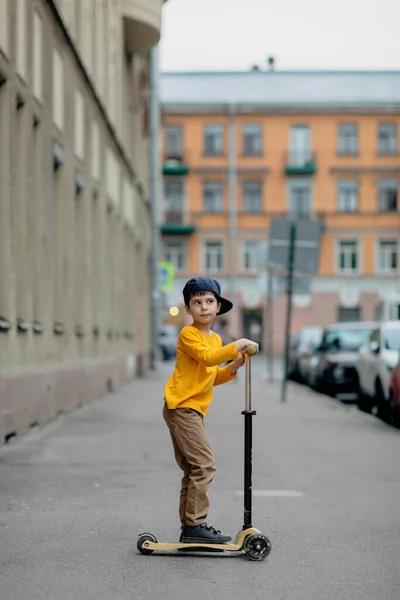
[164,324,239,416]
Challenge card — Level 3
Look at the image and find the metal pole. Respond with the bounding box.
[228,104,237,299]
[243,353,255,530]
[149,45,160,370]
[266,266,274,383]
[281,222,296,402]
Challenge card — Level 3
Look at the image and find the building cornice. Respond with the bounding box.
[163,104,400,116]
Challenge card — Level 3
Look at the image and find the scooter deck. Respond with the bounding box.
[142,527,261,553]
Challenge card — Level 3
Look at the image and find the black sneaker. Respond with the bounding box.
[180,522,231,544]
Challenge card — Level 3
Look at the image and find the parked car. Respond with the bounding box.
[158,325,178,361]
[390,355,400,427]
[356,321,400,418]
[307,322,377,396]
[288,326,323,382]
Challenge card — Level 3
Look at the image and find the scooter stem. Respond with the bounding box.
[242,348,257,530]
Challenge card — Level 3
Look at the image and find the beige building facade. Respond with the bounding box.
[0,0,165,443]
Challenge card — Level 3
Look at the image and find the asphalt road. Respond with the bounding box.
[1,357,399,600]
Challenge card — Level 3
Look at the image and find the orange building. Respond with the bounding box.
[160,70,400,353]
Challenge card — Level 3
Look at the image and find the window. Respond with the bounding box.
[33,11,43,101]
[164,180,184,218]
[71,1,86,50]
[204,124,223,156]
[122,179,134,227]
[243,124,262,156]
[203,181,223,213]
[289,125,311,165]
[337,123,358,155]
[243,181,262,213]
[243,240,265,272]
[91,122,100,180]
[164,241,186,272]
[338,240,358,273]
[378,180,398,212]
[205,240,223,272]
[370,328,380,346]
[337,180,358,213]
[16,0,27,79]
[378,123,397,155]
[165,126,182,157]
[288,180,311,217]
[388,303,400,320]
[105,149,119,206]
[53,48,64,130]
[378,240,398,272]
[74,90,85,159]
[0,0,9,56]
[324,325,375,350]
[337,307,361,323]
[382,327,400,351]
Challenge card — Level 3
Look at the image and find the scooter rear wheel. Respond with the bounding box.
[137,533,157,555]
[244,533,272,561]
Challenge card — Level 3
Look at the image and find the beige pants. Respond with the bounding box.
[163,404,216,527]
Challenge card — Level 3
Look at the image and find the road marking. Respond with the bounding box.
[235,490,304,497]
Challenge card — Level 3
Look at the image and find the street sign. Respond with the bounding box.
[258,273,312,297]
[158,261,174,291]
[268,218,323,275]
[265,219,323,403]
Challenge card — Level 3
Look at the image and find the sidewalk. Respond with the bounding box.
[1,366,399,600]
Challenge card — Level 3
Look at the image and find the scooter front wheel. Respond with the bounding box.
[244,533,272,561]
[137,533,157,555]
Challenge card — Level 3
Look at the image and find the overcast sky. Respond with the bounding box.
[159,0,400,72]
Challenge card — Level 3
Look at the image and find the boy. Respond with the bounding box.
[163,276,259,544]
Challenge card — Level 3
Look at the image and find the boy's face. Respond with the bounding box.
[185,292,222,326]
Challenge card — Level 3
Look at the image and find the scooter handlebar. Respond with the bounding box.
[243,345,257,356]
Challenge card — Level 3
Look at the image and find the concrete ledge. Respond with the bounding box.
[0,358,129,445]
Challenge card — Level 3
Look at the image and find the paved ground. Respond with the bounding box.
[1,357,399,600]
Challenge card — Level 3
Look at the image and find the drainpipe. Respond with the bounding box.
[228,104,237,302]
[149,45,160,370]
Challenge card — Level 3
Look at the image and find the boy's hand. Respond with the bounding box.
[229,352,245,375]
[235,338,259,354]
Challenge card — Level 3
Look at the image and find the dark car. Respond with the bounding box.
[158,325,178,361]
[307,321,377,396]
[288,326,323,382]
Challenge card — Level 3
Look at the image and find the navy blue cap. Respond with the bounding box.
[183,277,233,316]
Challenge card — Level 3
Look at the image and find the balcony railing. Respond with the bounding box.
[162,152,190,176]
[285,152,317,175]
[161,211,195,235]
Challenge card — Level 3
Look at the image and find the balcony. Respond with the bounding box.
[161,211,196,235]
[285,152,317,175]
[120,0,163,54]
[162,154,190,176]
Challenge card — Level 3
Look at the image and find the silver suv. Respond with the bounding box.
[356,321,400,418]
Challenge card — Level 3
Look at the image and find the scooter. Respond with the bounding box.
[137,345,272,561]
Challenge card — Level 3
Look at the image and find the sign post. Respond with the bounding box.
[281,223,296,402]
